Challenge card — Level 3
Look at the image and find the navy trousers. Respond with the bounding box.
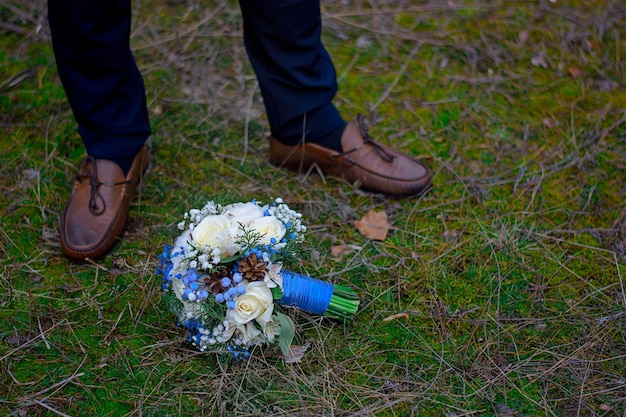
[47,0,344,159]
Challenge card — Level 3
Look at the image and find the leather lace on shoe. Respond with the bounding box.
[336,114,395,163]
[76,156,131,216]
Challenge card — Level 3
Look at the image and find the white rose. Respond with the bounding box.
[224,202,265,227]
[228,282,274,327]
[192,215,232,247]
[248,216,286,246]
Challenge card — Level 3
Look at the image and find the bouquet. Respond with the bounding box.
[157,198,359,360]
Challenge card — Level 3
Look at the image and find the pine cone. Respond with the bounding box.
[238,253,267,281]
[204,269,230,294]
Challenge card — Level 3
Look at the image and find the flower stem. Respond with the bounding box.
[325,285,359,320]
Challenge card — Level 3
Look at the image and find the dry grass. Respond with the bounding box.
[1,0,625,416]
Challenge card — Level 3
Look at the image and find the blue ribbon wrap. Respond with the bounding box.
[278,270,334,315]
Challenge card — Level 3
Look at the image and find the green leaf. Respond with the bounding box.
[270,286,284,300]
[274,311,295,356]
[219,253,241,264]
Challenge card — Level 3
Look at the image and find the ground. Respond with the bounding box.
[1,0,625,416]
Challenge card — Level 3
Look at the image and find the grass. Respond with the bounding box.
[1,0,625,415]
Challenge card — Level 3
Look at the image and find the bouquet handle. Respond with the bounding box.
[278,271,359,319]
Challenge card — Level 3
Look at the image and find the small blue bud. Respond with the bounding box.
[232,273,243,283]
[215,293,225,303]
[221,277,231,287]
[226,301,236,309]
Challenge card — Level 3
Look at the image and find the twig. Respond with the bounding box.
[615,252,626,308]
[240,81,258,166]
[133,4,226,50]
[370,43,420,111]
[23,399,73,417]
[38,317,51,350]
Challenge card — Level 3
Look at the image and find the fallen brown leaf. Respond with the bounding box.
[354,210,391,240]
[382,313,409,322]
[330,244,362,258]
[567,65,583,78]
[282,343,311,363]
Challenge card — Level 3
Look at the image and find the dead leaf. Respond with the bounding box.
[282,343,311,363]
[442,230,459,242]
[330,244,361,258]
[531,52,548,68]
[599,403,613,412]
[382,313,409,322]
[596,79,618,92]
[567,65,583,78]
[354,210,391,240]
[542,118,558,128]
[518,30,529,45]
[495,403,516,416]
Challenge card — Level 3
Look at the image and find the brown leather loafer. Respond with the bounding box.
[269,115,433,197]
[60,145,150,261]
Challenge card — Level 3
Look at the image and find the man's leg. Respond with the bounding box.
[238,0,346,148]
[48,0,150,163]
[238,0,433,197]
[48,0,150,261]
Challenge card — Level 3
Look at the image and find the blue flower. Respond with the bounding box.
[187,270,198,281]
